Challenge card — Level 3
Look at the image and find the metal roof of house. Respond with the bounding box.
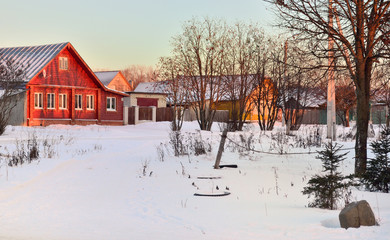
[134,82,168,94]
[0,89,27,98]
[282,87,327,109]
[94,71,120,86]
[0,42,68,82]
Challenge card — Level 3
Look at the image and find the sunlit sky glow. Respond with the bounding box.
[1,0,277,70]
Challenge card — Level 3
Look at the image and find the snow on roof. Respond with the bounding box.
[0,42,68,82]
[94,71,120,86]
[284,87,326,108]
[134,82,168,94]
[0,89,26,98]
[304,89,326,108]
[371,89,390,104]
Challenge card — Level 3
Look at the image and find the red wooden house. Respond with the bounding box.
[0,42,128,126]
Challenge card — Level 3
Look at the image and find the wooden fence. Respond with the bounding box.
[127,107,173,124]
[157,107,173,122]
[127,107,228,125]
[139,107,153,121]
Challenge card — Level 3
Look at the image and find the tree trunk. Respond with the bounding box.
[354,0,371,176]
[345,109,350,127]
[354,89,370,176]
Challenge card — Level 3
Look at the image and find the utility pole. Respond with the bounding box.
[327,0,336,140]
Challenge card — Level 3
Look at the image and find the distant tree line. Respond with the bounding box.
[121,65,158,90]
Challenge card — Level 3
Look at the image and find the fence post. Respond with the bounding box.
[135,106,139,125]
[152,106,157,122]
[214,128,228,169]
[123,107,128,125]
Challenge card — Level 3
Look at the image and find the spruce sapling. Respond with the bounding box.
[362,127,390,193]
[303,142,353,210]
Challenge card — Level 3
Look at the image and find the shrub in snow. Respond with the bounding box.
[156,143,165,162]
[362,127,390,193]
[187,131,212,156]
[169,129,186,156]
[42,135,61,158]
[190,131,207,156]
[293,127,322,149]
[169,128,211,157]
[270,131,289,154]
[8,132,40,167]
[139,159,152,178]
[239,132,255,153]
[302,142,354,210]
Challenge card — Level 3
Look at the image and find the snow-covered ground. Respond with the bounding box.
[0,122,389,240]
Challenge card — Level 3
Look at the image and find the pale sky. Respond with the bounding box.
[0,0,277,71]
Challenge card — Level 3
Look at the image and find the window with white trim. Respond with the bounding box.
[59,57,68,70]
[34,93,43,109]
[75,94,82,110]
[87,95,94,110]
[106,97,116,111]
[59,94,67,109]
[47,93,55,109]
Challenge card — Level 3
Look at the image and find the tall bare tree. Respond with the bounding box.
[268,0,390,175]
[221,23,265,131]
[276,39,324,132]
[171,18,227,131]
[158,56,188,131]
[251,37,281,131]
[0,58,26,135]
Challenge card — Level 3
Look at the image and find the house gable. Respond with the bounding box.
[108,72,132,92]
[29,44,101,89]
[95,71,132,92]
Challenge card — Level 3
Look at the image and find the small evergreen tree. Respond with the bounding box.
[362,127,390,193]
[303,142,353,210]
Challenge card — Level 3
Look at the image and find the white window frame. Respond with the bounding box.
[75,94,82,110]
[106,97,116,111]
[87,95,94,110]
[34,93,43,109]
[59,57,68,70]
[59,94,67,109]
[47,93,55,109]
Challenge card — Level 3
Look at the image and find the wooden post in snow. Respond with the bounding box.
[214,128,228,169]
